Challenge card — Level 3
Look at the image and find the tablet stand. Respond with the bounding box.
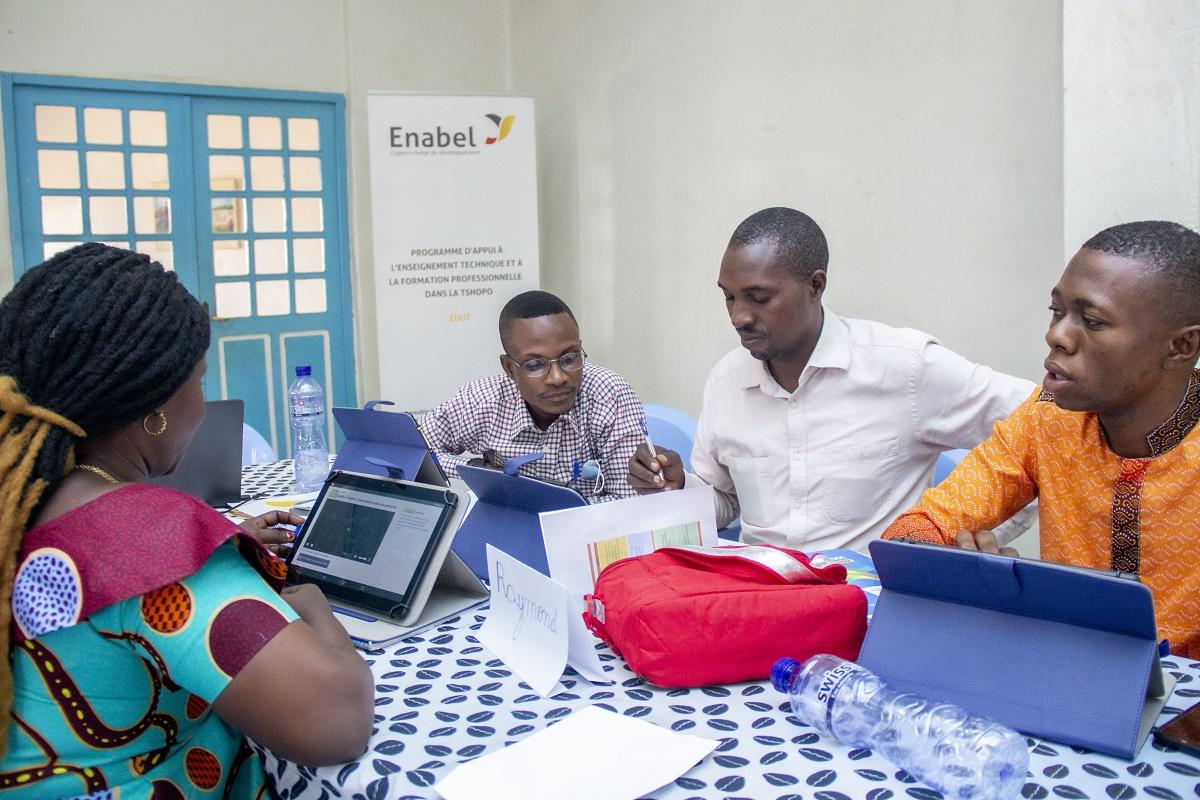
[860,539,1175,759]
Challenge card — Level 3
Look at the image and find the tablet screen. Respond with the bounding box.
[287,471,458,616]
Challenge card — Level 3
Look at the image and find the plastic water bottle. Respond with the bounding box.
[288,365,328,492]
[772,655,1028,799]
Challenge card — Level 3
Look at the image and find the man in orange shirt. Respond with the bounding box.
[883,221,1200,658]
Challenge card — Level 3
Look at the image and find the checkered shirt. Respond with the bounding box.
[420,362,645,502]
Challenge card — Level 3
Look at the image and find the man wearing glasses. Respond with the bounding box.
[421,290,646,501]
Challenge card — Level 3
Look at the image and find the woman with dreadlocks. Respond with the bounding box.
[0,244,372,798]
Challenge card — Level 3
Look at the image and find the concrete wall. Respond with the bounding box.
[7,1,1199,412]
[510,0,1064,417]
[1064,0,1200,256]
[0,0,1065,412]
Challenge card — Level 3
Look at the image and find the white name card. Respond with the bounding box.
[479,544,569,697]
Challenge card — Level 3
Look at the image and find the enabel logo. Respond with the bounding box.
[485,114,515,145]
[388,113,517,152]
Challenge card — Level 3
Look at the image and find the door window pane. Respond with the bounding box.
[89,196,128,235]
[213,241,249,276]
[252,198,286,233]
[134,197,171,234]
[295,278,327,313]
[137,240,174,271]
[131,152,169,189]
[130,110,168,146]
[37,149,80,189]
[36,105,77,143]
[85,151,125,189]
[41,196,83,235]
[250,156,284,191]
[288,117,319,150]
[289,156,322,191]
[254,239,288,274]
[43,241,82,260]
[293,238,325,272]
[207,114,243,149]
[249,116,282,150]
[215,281,251,318]
[209,155,245,190]
[212,198,245,233]
[255,280,290,316]
[83,107,122,145]
[291,198,323,232]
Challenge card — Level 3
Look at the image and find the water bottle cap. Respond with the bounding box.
[295,365,312,377]
[770,656,801,693]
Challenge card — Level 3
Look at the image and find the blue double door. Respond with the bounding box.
[4,75,356,455]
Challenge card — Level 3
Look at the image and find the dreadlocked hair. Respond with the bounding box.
[0,242,210,755]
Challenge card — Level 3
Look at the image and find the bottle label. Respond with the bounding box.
[814,660,863,731]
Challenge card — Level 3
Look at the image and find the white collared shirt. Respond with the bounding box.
[688,310,1036,552]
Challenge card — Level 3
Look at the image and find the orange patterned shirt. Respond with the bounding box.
[883,373,1200,659]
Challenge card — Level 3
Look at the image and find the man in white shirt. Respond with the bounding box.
[627,207,1035,552]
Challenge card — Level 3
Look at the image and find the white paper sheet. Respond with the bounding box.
[565,594,610,683]
[540,485,718,594]
[224,492,320,521]
[477,545,569,697]
[434,705,717,800]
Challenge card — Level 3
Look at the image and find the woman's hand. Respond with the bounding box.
[240,509,303,556]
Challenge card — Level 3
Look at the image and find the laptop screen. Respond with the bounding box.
[286,471,459,617]
[150,399,244,506]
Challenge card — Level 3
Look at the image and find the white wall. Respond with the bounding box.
[1064,0,1200,257]
[7,0,1197,424]
[510,0,1063,417]
[0,0,510,401]
[0,1,1065,415]
[340,1,512,397]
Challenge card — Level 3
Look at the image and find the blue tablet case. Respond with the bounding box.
[453,463,588,579]
[331,401,448,486]
[860,539,1175,759]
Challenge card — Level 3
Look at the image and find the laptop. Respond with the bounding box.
[150,399,245,506]
[285,469,487,648]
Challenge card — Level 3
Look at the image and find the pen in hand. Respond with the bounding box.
[640,419,663,486]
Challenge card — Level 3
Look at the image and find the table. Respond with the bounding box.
[244,462,1200,799]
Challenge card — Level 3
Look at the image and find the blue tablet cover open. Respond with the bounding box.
[452,464,587,579]
[331,403,447,487]
[860,539,1175,759]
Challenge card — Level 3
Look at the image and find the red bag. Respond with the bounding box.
[582,544,867,687]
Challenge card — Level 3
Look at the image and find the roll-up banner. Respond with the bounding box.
[367,93,539,413]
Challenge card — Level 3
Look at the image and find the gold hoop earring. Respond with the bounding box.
[143,409,167,436]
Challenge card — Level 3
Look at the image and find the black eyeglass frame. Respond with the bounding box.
[503,348,588,378]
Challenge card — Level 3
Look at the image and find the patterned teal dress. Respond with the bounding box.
[0,485,297,799]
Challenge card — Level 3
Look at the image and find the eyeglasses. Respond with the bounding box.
[504,348,588,378]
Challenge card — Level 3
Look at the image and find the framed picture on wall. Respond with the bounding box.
[210,177,244,236]
[210,197,243,234]
[153,197,171,233]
